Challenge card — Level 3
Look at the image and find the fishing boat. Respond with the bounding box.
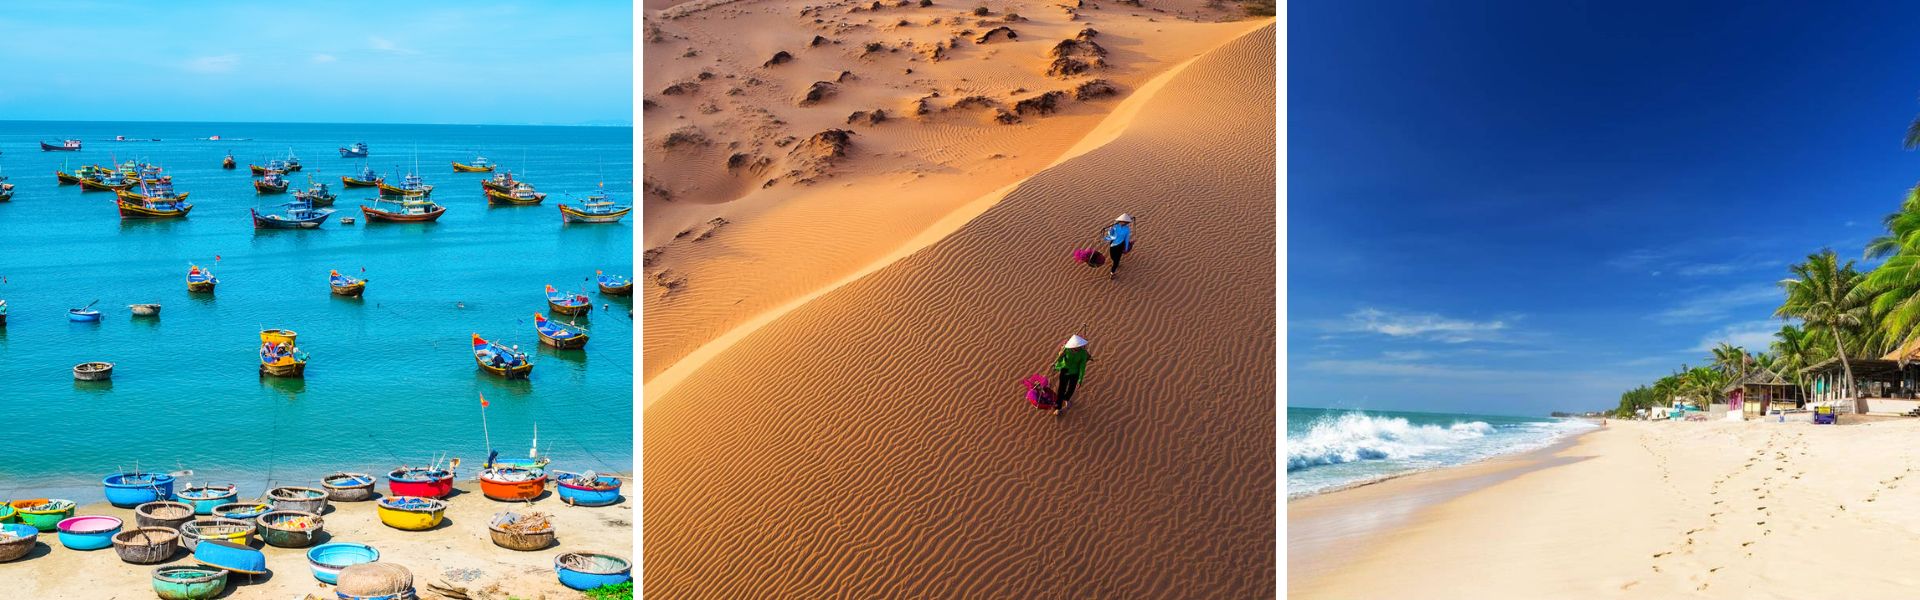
[260,329,309,377]
[254,171,290,194]
[0,181,12,202]
[117,195,193,219]
[558,191,632,224]
[555,472,623,507]
[0,300,8,327]
[451,156,494,172]
[341,165,383,187]
[329,270,367,297]
[481,171,519,193]
[473,333,533,378]
[103,473,177,508]
[175,485,238,515]
[555,553,632,591]
[78,171,134,192]
[596,271,633,296]
[282,150,303,172]
[68,304,102,322]
[386,466,455,499]
[375,497,447,531]
[545,285,591,315]
[360,197,446,222]
[129,303,161,317]
[250,159,289,176]
[193,539,267,575]
[13,499,76,532]
[293,180,336,205]
[74,362,113,380]
[152,566,228,599]
[251,196,333,229]
[339,142,369,158]
[477,466,548,502]
[375,172,433,197]
[534,313,589,349]
[485,181,546,205]
[119,177,189,202]
[186,265,217,293]
[41,139,83,151]
[221,152,236,169]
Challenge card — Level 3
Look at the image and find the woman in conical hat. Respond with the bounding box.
[1051,334,1092,414]
[1101,214,1135,280]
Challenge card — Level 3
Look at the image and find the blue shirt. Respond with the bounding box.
[1105,223,1132,247]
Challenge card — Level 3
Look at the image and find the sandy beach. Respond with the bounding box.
[0,480,631,599]
[643,0,1276,594]
[1290,418,1920,599]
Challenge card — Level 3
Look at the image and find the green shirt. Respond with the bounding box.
[1054,347,1091,377]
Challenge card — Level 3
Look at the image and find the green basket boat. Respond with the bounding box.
[12,499,76,532]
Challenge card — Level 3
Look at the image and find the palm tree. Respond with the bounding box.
[1710,342,1750,381]
[1772,324,1815,398]
[1863,185,1920,363]
[1778,250,1870,400]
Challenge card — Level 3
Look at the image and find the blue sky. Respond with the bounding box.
[0,2,631,125]
[1290,2,1920,416]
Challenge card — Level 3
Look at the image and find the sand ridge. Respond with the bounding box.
[644,21,1275,599]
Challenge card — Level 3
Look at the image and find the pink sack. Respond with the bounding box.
[1022,373,1058,409]
[1072,248,1106,268]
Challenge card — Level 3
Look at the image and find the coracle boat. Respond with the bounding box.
[376,172,433,197]
[260,334,309,378]
[208,503,269,523]
[254,171,290,194]
[221,153,236,169]
[558,190,632,224]
[330,270,367,297]
[13,499,77,532]
[597,271,634,296]
[251,196,333,230]
[186,265,217,293]
[307,542,379,584]
[249,159,289,176]
[473,333,534,379]
[133,501,195,530]
[0,503,15,523]
[386,466,455,499]
[129,303,161,317]
[485,181,546,205]
[103,472,177,508]
[74,362,113,381]
[112,527,180,564]
[335,562,417,599]
[180,517,254,552]
[116,193,193,219]
[69,306,102,322]
[193,539,266,575]
[481,171,519,193]
[339,142,369,158]
[487,511,555,551]
[375,497,447,531]
[546,285,591,315]
[151,566,228,600]
[57,515,123,550]
[266,486,329,514]
[321,473,376,502]
[361,197,446,222]
[41,139,82,151]
[555,553,632,591]
[477,466,548,502]
[256,511,323,548]
[555,472,623,507]
[0,523,37,563]
[293,180,337,206]
[175,485,237,515]
[451,155,494,172]
[152,566,227,600]
[341,165,383,187]
[534,313,588,349]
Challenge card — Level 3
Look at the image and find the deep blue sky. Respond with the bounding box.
[0,2,631,125]
[1290,2,1920,416]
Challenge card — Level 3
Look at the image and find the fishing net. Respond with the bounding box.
[490,511,553,534]
[382,497,444,511]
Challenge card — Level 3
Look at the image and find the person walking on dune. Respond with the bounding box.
[1102,214,1135,280]
[1052,335,1092,414]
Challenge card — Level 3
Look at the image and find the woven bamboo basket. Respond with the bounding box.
[179,518,254,552]
[133,501,194,531]
[111,527,179,564]
[256,511,324,548]
[486,512,555,552]
[322,472,377,502]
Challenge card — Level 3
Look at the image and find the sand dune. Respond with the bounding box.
[644,21,1275,599]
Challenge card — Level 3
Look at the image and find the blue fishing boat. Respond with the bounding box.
[473,333,533,379]
[69,300,102,323]
[596,271,633,296]
[545,285,591,315]
[56,515,122,550]
[558,190,632,224]
[250,159,289,176]
[187,265,218,293]
[293,180,336,206]
[555,472,622,507]
[534,313,589,349]
[175,484,238,515]
[342,165,383,188]
[554,552,631,591]
[307,542,379,584]
[103,472,177,508]
[193,539,267,574]
[251,196,335,230]
[339,142,369,158]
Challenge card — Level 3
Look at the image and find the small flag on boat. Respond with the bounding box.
[215,255,221,261]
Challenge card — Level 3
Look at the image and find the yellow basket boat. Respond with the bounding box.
[376,497,447,531]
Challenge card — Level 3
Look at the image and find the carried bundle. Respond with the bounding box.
[1071,248,1106,268]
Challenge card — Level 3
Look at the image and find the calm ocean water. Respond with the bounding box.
[0,121,632,501]
[1287,406,1594,498]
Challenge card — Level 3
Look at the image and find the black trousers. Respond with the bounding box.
[1057,372,1081,406]
[1108,244,1125,273]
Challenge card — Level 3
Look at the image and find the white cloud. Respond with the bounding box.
[1344,308,1506,343]
[183,54,239,73]
[310,53,337,64]
[1692,320,1781,353]
[1675,263,1738,276]
[368,36,417,54]
[1652,284,1781,323]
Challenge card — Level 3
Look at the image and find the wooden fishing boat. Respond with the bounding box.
[481,171,519,193]
[558,191,632,224]
[112,527,179,564]
[596,271,633,296]
[485,182,546,206]
[282,154,302,172]
[129,303,161,317]
[261,328,297,345]
[259,337,308,378]
[251,196,333,229]
[451,156,494,172]
[152,566,228,600]
[477,467,548,502]
[118,182,191,202]
[320,473,376,502]
[78,173,134,192]
[55,170,80,184]
[341,165,383,187]
[41,139,82,151]
[339,142,369,158]
[386,467,455,499]
[375,172,433,197]
[473,333,533,378]
[73,362,113,380]
[118,196,193,219]
[534,313,589,349]
[254,171,290,194]
[293,180,336,205]
[186,265,217,293]
[545,285,592,315]
[250,159,289,176]
[360,197,446,222]
[221,153,236,169]
[329,270,367,296]
[0,182,12,202]
[0,300,8,327]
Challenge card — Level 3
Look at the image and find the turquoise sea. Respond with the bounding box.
[0,121,632,501]
[1287,406,1594,498]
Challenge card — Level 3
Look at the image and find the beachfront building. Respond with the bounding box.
[1720,368,1804,418]
[1800,357,1920,416]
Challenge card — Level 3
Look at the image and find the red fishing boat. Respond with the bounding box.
[385,465,456,499]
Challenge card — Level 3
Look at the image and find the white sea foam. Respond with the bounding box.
[1285,411,1597,497]
[1286,412,1494,472]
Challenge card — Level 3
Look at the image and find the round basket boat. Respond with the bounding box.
[256,510,323,548]
[129,303,161,317]
[0,504,15,524]
[179,517,254,552]
[103,472,176,508]
[111,527,179,564]
[134,501,195,531]
[176,485,238,515]
[374,497,446,531]
[307,542,380,584]
[268,486,330,514]
[56,515,122,550]
[554,552,632,591]
[335,562,415,600]
[385,467,454,499]
[73,362,114,381]
[11,499,75,532]
[555,473,623,507]
[193,539,266,575]
[0,523,38,563]
[151,565,228,600]
[486,511,555,551]
[210,502,270,522]
[477,467,548,502]
[322,472,377,502]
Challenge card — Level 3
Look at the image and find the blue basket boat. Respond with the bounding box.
[554,552,631,591]
[307,542,380,584]
[151,565,228,600]
[68,308,101,322]
[175,485,238,515]
[194,539,267,574]
[555,473,622,507]
[103,472,176,508]
[0,523,38,562]
[56,515,122,550]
